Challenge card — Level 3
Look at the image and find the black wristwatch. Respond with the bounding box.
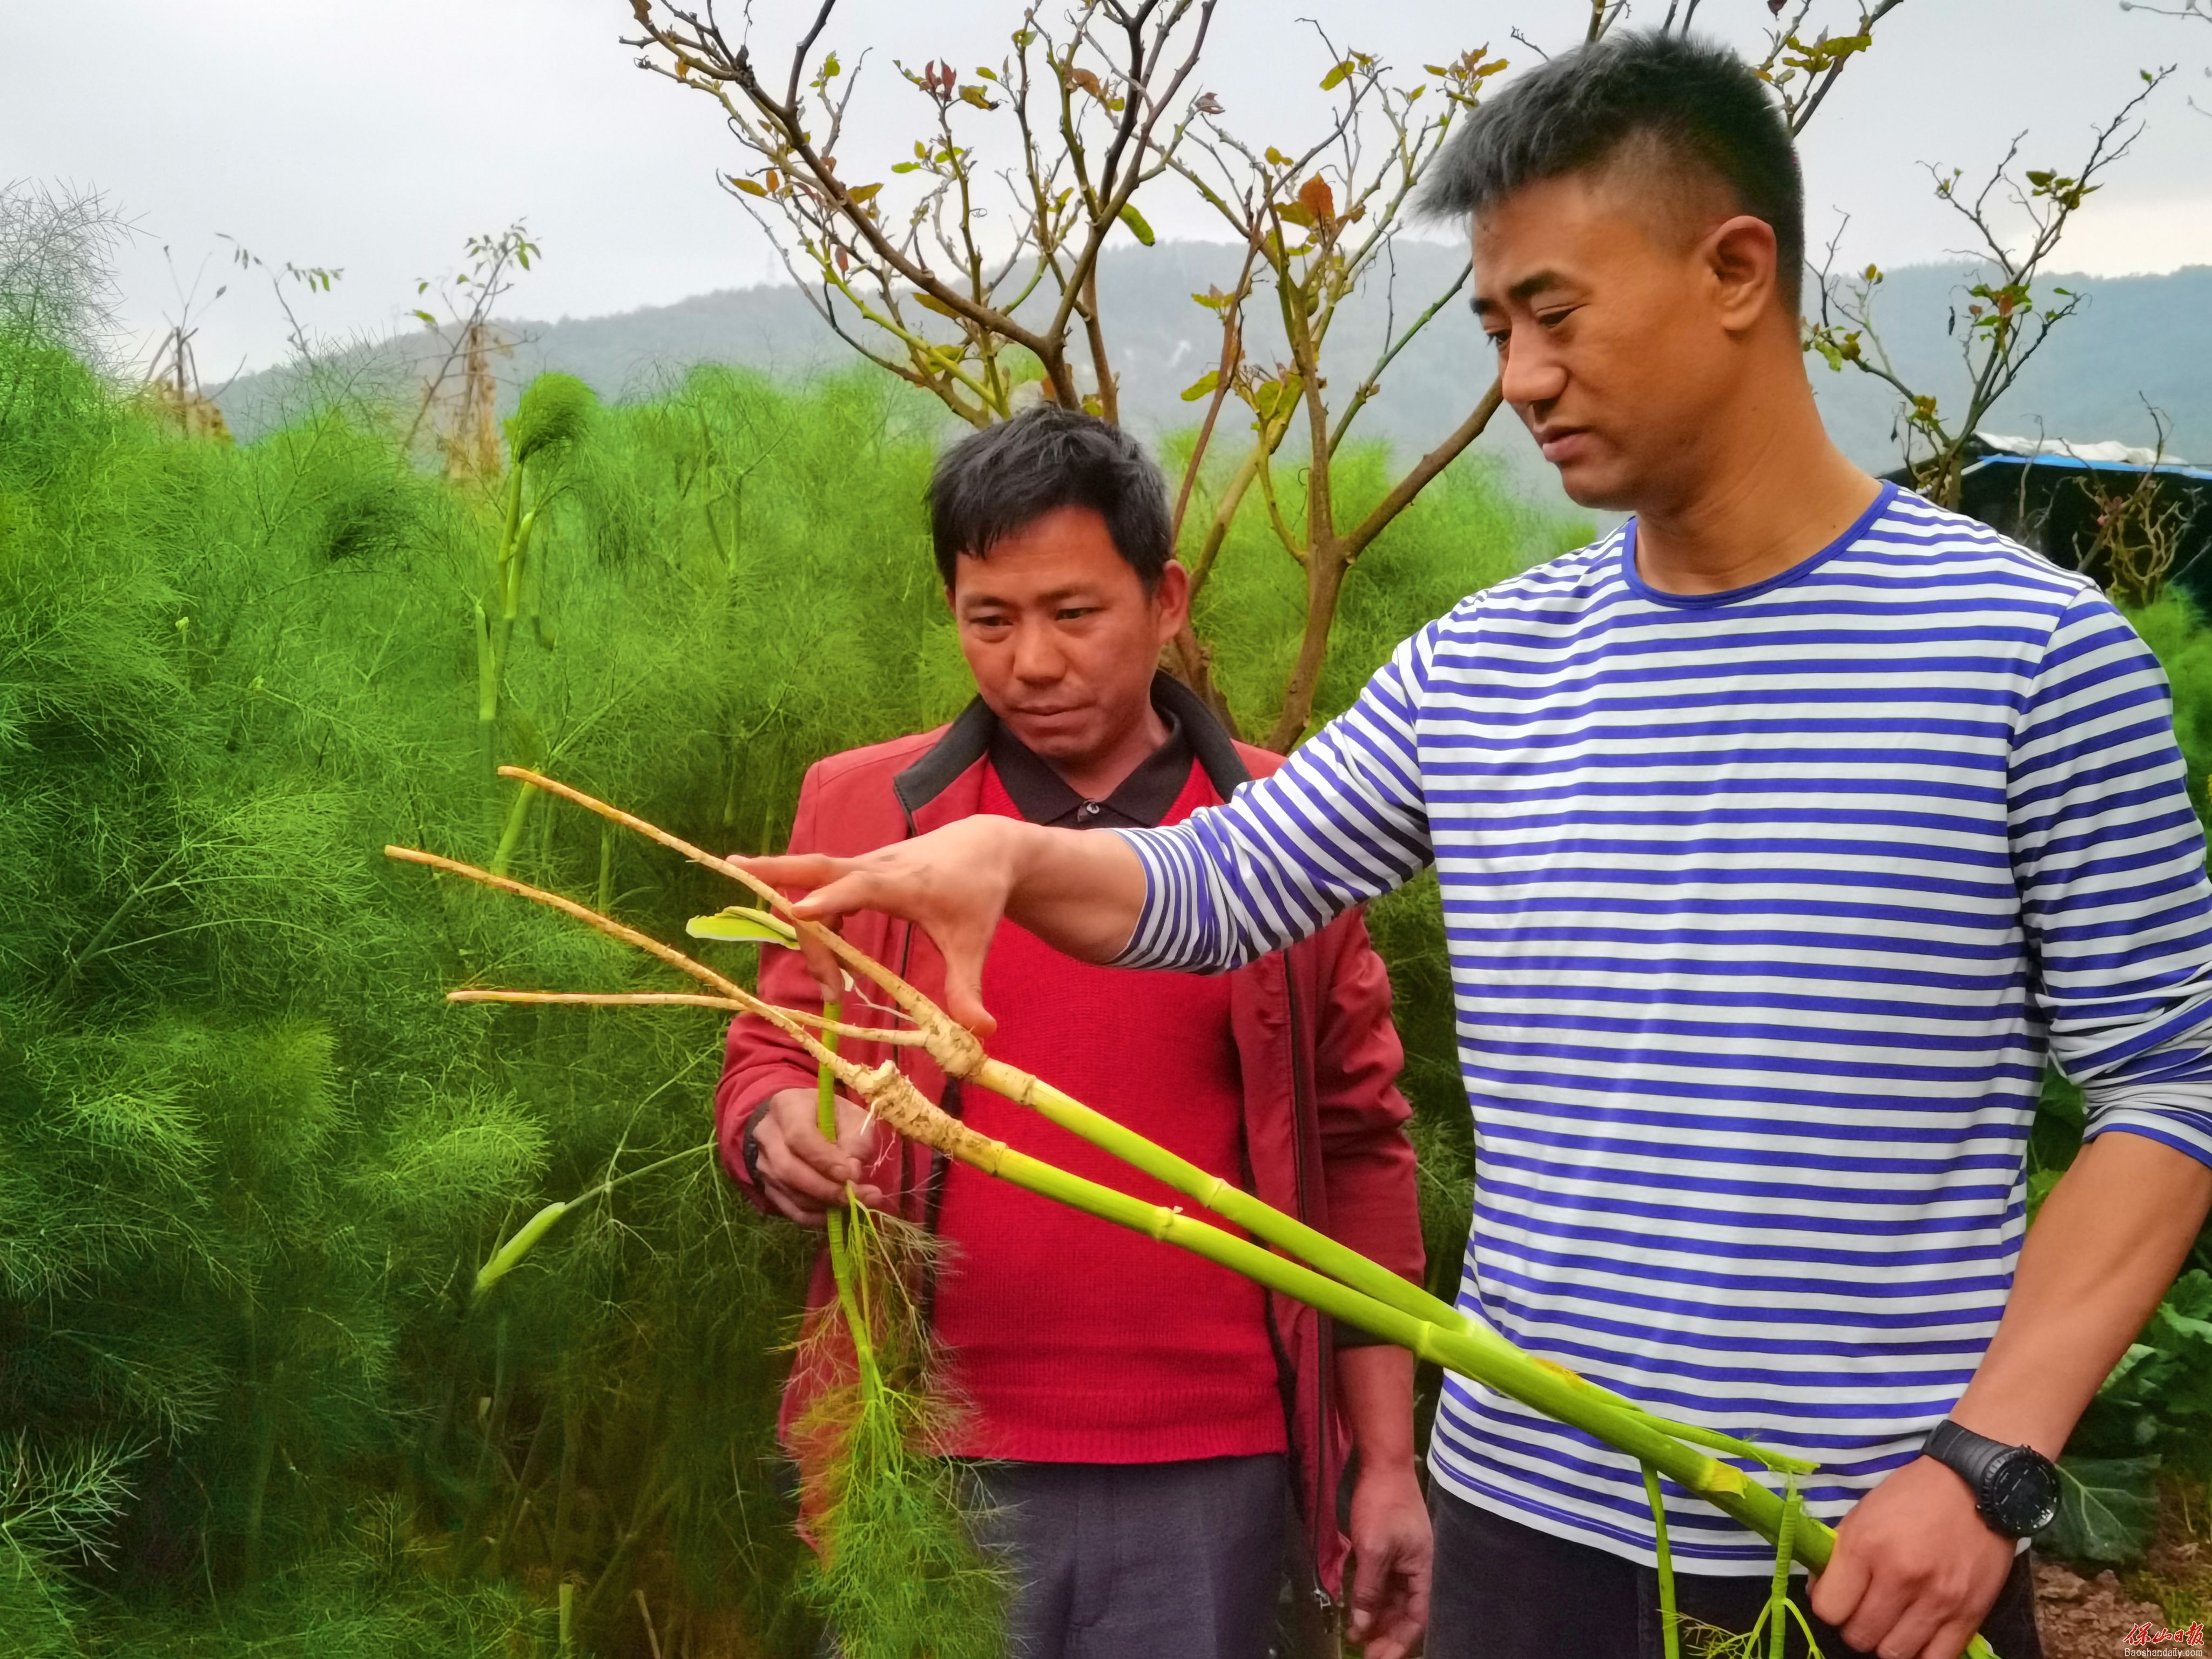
[740,1101,771,1189]
[1922,1419,2061,1539]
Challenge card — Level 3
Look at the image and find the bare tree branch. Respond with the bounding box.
[1805,68,2171,504]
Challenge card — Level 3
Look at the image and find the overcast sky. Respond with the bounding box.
[9,0,2209,377]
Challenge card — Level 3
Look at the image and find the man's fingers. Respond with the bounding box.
[928,919,1000,1037]
[1871,1596,1945,1659]
[746,829,1020,1035]
[830,1103,886,1204]
[1346,1542,1387,1636]
[756,1092,885,1226]
[1808,1547,1870,1629]
[1920,1610,1986,1659]
[772,1114,862,1186]
[1837,1572,1918,1657]
[1347,1536,1426,1652]
[1366,1609,1425,1659]
[760,1182,828,1228]
[1903,1562,2006,1659]
[940,947,998,1038]
[797,926,845,1004]
[785,870,885,927]
[759,1139,849,1206]
[1355,1562,1426,1659]
[764,1088,873,1182]
[1403,1546,1432,1635]
[727,849,857,998]
[733,851,852,893]
[831,1099,879,1163]
[783,875,892,1003]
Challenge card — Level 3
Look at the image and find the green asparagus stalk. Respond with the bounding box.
[817,1004,874,1375]
[391,778,2005,1659]
[869,1061,1810,1546]
[463,768,1809,1480]
[976,1059,1807,1475]
[1770,1480,1800,1659]
[468,769,1798,1471]
[862,1068,1999,1659]
[1644,1465,1682,1659]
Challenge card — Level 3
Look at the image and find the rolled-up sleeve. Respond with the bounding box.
[1114,629,1439,974]
[2014,589,2212,1167]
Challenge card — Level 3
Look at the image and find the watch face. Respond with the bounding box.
[1983,1449,2062,1537]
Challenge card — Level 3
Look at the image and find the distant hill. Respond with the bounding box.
[1801,261,2212,470]
[216,245,2212,506]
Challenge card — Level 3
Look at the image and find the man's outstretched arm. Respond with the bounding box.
[745,638,1441,1029]
[744,814,1146,1034]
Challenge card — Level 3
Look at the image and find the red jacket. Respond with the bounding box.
[714,680,1424,1602]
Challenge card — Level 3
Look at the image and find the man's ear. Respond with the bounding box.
[1150,559,1191,641]
[1704,213,1780,333]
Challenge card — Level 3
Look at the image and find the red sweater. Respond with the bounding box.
[714,687,1424,1595]
[928,762,1285,1462]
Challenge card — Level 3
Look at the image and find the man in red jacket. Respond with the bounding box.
[716,405,1430,1659]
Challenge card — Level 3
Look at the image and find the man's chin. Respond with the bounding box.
[1003,714,1098,764]
[1553,460,1640,513]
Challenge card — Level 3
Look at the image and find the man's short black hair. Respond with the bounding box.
[927,403,1174,592]
[1421,30,1804,311]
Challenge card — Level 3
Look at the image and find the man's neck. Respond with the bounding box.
[1632,377,1881,598]
[1040,700,1173,801]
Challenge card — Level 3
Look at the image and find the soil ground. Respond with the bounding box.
[2035,1561,2185,1657]
[2036,1483,2210,1659]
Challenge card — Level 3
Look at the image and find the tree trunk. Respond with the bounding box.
[1263,542,1352,753]
[1166,622,1240,737]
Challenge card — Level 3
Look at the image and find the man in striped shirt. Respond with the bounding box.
[749,30,2212,1659]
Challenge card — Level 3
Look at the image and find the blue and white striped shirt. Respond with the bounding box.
[1116,484,2212,1569]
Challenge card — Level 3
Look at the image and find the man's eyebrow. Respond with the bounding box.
[957,584,1100,612]
[1471,269,1573,316]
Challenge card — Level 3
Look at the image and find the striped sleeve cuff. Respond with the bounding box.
[1105,824,1218,973]
[2081,1089,2212,1170]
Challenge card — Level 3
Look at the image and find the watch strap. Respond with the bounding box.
[1924,1417,2005,1494]
[740,1099,771,1189]
[1924,1418,2056,1538]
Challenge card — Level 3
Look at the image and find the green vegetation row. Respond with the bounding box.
[0,315,1583,1657]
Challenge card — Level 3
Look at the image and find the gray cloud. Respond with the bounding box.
[9,0,2207,375]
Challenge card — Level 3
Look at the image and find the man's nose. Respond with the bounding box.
[1500,330,1567,413]
[1009,622,1064,683]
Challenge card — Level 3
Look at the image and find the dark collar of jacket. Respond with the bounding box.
[891,671,1253,829]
